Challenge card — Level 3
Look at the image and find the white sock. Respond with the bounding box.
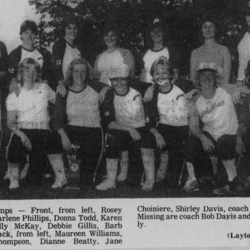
[186,162,196,180]
[222,159,237,182]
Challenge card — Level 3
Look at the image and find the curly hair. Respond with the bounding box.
[65,58,90,87]
[150,57,173,78]
[18,58,41,86]
[200,15,220,42]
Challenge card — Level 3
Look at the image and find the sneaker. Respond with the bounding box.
[117,173,127,182]
[9,180,20,189]
[156,171,165,183]
[213,184,231,195]
[234,176,250,197]
[141,181,154,191]
[3,171,10,180]
[198,175,217,190]
[183,179,199,192]
[9,175,20,189]
[52,179,67,189]
[96,179,116,191]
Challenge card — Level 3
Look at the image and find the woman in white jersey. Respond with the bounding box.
[8,20,44,80]
[185,62,240,195]
[94,23,135,86]
[53,58,108,188]
[6,58,67,189]
[52,14,83,88]
[139,17,180,84]
[145,58,189,188]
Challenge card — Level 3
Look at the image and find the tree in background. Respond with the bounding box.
[29,0,245,75]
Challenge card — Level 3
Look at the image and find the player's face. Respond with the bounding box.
[110,77,128,95]
[153,64,171,87]
[103,31,118,48]
[65,23,78,41]
[198,70,217,91]
[22,64,38,82]
[202,21,215,39]
[150,27,164,44]
[245,14,250,27]
[72,63,87,86]
[21,29,36,46]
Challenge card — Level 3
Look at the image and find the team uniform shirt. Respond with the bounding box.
[66,85,101,128]
[62,43,81,79]
[96,49,127,86]
[190,87,238,140]
[157,85,188,126]
[102,81,152,130]
[53,80,107,131]
[145,84,189,129]
[237,32,250,80]
[6,82,55,130]
[142,48,170,83]
[8,46,44,78]
[113,88,145,128]
[20,48,44,68]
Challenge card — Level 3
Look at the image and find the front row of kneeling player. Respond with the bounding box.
[4,56,241,195]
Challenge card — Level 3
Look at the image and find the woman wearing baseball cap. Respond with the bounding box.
[185,62,239,195]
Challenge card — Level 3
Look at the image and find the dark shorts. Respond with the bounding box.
[105,127,154,159]
[6,129,62,184]
[156,124,189,153]
[6,129,62,164]
[186,131,236,163]
[63,125,102,160]
[63,125,103,184]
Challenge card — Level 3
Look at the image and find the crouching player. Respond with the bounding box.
[95,66,156,191]
[145,58,189,188]
[185,62,239,195]
[6,58,67,189]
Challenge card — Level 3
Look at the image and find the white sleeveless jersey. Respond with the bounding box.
[97,49,126,85]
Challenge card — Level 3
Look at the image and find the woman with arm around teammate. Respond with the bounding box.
[53,58,107,188]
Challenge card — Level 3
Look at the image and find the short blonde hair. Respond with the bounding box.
[18,58,41,85]
[150,57,173,77]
